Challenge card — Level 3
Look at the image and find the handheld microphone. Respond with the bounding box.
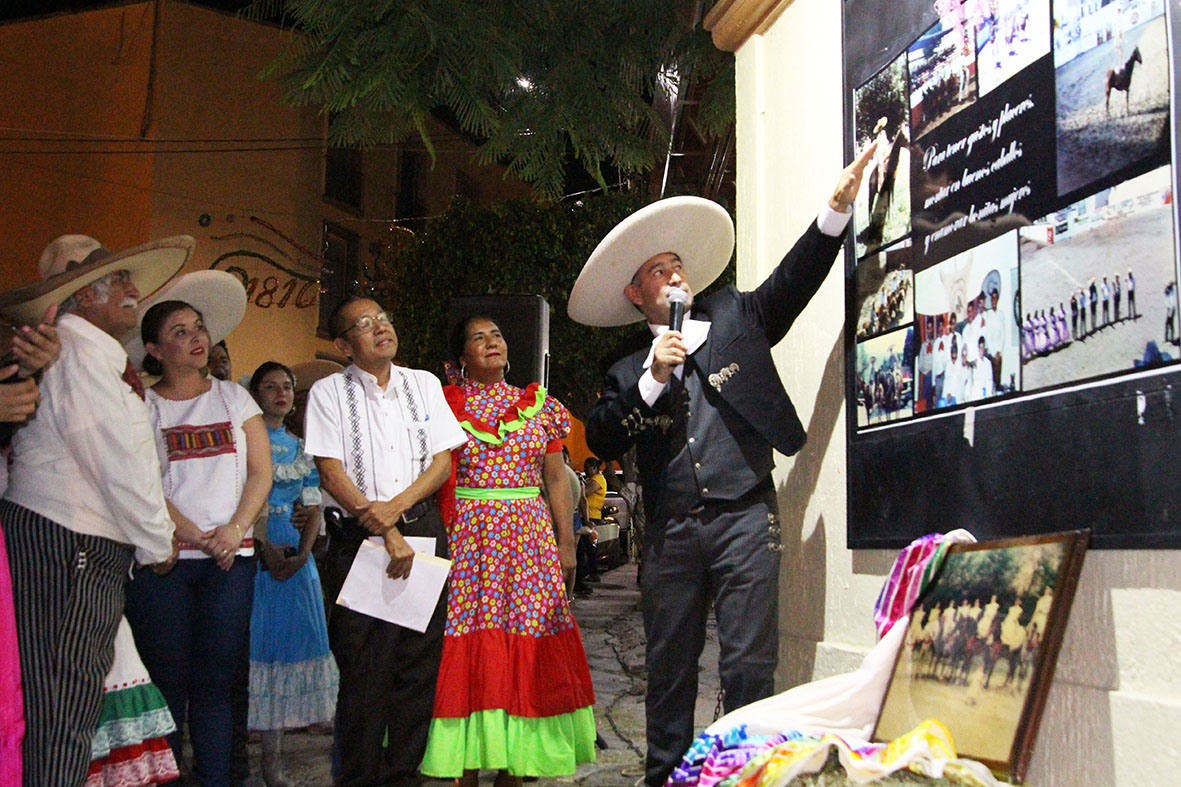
[668,288,688,333]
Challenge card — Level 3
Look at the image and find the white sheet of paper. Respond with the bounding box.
[335,537,449,633]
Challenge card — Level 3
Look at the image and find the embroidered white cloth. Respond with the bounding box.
[146,379,262,558]
[304,363,465,506]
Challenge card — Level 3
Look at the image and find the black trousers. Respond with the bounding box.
[640,490,781,787]
[0,500,134,787]
[320,505,448,787]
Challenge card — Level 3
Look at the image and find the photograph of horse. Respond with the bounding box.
[853,52,912,258]
[1106,45,1143,115]
[1054,6,1169,198]
[875,531,1088,778]
[855,239,913,341]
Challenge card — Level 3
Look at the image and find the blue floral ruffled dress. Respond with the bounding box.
[247,426,338,730]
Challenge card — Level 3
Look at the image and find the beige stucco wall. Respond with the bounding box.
[739,1,1181,784]
[0,4,158,284]
[147,1,326,379]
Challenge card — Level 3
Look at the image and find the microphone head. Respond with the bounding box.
[667,288,689,305]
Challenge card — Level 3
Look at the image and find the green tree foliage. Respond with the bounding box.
[371,190,733,420]
[248,0,734,199]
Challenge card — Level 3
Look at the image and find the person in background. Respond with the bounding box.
[286,359,344,578]
[583,457,607,526]
[247,361,338,787]
[420,315,594,785]
[578,457,606,588]
[1166,283,1177,344]
[559,446,585,592]
[0,233,185,786]
[209,339,233,382]
[125,276,271,787]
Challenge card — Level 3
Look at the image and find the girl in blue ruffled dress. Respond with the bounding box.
[247,362,339,787]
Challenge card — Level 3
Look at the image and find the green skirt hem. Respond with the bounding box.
[420,706,597,778]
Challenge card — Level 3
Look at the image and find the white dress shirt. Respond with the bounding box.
[637,203,852,406]
[4,313,174,564]
[303,363,465,506]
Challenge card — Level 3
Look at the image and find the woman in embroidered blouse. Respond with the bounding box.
[124,300,271,787]
[421,316,595,786]
[247,361,338,787]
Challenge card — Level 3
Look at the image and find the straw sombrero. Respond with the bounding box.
[568,196,734,327]
[0,234,194,323]
[291,358,344,393]
[123,270,247,368]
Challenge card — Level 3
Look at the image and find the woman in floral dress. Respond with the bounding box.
[421,317,596,786]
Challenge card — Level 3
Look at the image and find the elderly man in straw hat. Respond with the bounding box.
[0,234,190,786]
[568,145,874,786]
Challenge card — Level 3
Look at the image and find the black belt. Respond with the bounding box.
[324,498,438,542]
[686,476,775,516]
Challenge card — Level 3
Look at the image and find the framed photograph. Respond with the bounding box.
[873,530,1090,782]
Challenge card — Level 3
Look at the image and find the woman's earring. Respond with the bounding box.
[504,360,511,375]
[460,364,469,379]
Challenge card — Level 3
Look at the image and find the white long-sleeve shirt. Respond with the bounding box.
[4,313,174,564]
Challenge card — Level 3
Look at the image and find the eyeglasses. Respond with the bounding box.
[341,311,392,336]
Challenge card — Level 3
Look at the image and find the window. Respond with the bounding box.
[324,145,363,212]
[318,222,361,338]
[396,149,429,234]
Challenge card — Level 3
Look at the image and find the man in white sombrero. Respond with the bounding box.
[0,233,191,785]
[570,146,874,787]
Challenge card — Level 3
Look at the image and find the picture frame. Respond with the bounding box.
[873,529,1090,783]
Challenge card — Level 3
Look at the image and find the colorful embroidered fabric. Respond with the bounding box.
[667,530,993,787]
[421,380,596,778]
[161,421,236,461]
[667,719,1002,786]
[873,529,976,639]
[86,619,179,787]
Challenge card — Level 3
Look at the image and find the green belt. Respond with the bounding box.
[454,486,540,500]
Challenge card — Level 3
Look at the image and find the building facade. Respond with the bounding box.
[0,0,529,377]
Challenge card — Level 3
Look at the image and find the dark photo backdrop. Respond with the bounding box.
[843,0,1181,549]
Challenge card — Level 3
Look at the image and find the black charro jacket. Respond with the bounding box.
[585,221,845,518]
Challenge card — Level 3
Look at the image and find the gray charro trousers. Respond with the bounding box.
[640,488,781,787]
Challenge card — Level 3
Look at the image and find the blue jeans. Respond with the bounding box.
[126,557,255,787]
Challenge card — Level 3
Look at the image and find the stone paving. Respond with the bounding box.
[236,560,722,786]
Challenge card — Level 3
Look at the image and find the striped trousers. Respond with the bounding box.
[0,500,134,787]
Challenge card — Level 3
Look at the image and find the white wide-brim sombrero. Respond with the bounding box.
[568,196,735,327]
[123,270,248,369]
[0,235,194,324]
